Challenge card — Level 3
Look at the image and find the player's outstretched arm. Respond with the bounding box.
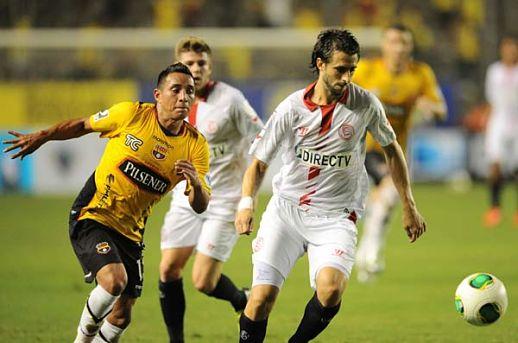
[175,160,210,214]
[235,158,268,235]
[2,117,93,160]
[382,141,426,243]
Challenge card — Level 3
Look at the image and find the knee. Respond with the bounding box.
[247,289,277,319]
[192,273,217,294]
[316,282,344,307]
[159,259,183,282]
[98,271,128,296]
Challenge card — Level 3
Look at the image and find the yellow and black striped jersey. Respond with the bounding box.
[353,58,443,153]
[76,101,210,242]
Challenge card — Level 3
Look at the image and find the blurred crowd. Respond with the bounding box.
[0,0,516,124]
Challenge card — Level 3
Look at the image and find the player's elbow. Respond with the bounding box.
[190,191,209,214]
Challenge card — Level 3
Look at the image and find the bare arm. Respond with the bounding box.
[382,141,426,242]
[3,117,93,159]
[235,158,269,235]
[175,160,210,214]
[415,96,447,121]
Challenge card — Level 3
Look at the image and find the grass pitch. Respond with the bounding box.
[1,184,517,342]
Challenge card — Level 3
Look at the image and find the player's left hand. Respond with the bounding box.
[175,160,201,192]
[402,206,426,243]
[235,209,254,235]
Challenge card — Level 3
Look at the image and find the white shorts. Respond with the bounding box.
[252,195,357,290]
[160,206,238,262]
[485,119,518,169]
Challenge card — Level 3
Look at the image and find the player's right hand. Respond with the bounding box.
[2,130,45,160]
[235,209,254,235]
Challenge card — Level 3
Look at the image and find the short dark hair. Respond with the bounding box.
[385,23,412,35]
[310,29,360,73]
[156,62,194,88]
[175,36,212,59]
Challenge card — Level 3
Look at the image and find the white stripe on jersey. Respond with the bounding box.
[171,81,264,220]
[250,82,395,217]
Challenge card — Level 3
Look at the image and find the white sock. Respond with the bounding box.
[94,320,125,342]
[74,285,119,343]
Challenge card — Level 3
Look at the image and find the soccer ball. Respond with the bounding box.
[454,273,508,326]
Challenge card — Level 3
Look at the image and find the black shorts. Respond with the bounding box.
[69,219,144,298]
[365,151,389,186]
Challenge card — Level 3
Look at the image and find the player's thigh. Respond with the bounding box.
[161,206,203,250]
[252,196,306,287]
[107,229,145,298]
[160,246,195,281]
[70,219,126,284]
[485,121,505,164]
[307,219,357,290]
[196,218,237,262]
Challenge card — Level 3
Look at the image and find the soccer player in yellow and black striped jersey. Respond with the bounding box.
[3,63,210,342]
[353,24,446,283]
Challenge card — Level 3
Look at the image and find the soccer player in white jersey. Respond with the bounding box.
[483,34,518,227]
[158,37,264,342]
[235,29,426,342]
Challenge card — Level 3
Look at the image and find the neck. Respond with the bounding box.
[312,80,340,106]
[156,106,184,136]
[196,81,212,101]
[502,58,517,67]
[385,57,409,74]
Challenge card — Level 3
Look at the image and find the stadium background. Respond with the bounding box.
[0,0,517,342]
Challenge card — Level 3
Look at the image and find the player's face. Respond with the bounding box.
[154,72,195,121]
[177,51,212,92]
[319,50,358,97]
[382,29,413,64]
[500,38,518,64]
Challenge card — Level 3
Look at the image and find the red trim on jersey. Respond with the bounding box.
[188,102,198,127]
[347,211,357,224]
[299,189,316,206]
[308,166,320,180]
[198,80,217,102]
[319,104,335,136]
[302,82,349,112]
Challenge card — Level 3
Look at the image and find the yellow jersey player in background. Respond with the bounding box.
[353,24,446,283]
[3,63,211,342]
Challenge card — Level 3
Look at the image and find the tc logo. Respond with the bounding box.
[125,134,143,152]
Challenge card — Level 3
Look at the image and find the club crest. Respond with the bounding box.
[338,123,355,140]
[152,144,168,160]
[96,242,111,254]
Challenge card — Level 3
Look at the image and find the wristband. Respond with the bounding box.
[238,196,254,211]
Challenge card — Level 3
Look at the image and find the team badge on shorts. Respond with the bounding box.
[338,123,355,140]
[96,242,111,254]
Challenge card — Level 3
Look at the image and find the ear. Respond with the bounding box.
[153,88,160,102]
[316,57,325,72]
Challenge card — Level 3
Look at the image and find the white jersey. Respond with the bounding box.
[250,82,396,218]
[485,62,518,136]
[171,81,264,220]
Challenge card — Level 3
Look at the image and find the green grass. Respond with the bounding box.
[1,184,517,342]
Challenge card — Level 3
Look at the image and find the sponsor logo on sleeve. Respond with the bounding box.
[125,134,143,152]
[119,159,170,195]
[93,110,109,122]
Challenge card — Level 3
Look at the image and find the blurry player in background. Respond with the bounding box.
[483,34,518,227]
[353,24,446,283]
[234,28,426,343]
[3,63,211,343]
[158,37,263,342]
